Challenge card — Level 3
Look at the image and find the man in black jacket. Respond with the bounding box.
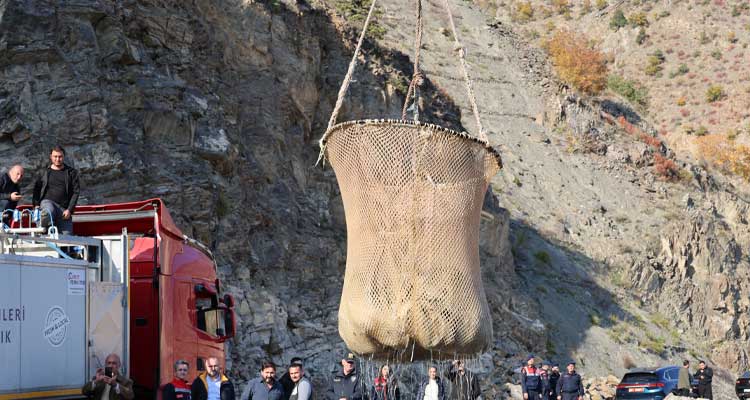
[1,165,24,224]
[192,357,236,400]
[33,146,80,234]
[548,364,561,400]
[555,361,583,400]
[328,353,363,400]
[447,360,480,400]
[694,360,713,400]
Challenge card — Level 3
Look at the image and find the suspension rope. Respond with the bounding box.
[441,0,488,142]
[319,0,491,167]
[401,0,424,122]
[317,0,380,165]
[325,0,379,132]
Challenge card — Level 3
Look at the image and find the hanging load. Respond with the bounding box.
[318,0,502,360]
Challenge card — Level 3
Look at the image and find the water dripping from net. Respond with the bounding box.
[351,350,486,400]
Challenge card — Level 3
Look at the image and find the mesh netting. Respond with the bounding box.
[323,119,502,360]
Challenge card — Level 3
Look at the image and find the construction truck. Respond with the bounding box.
[0,199,236,399]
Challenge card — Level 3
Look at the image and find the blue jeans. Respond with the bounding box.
[40,199,73,234]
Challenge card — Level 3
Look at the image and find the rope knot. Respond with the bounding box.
[413,71,425,86]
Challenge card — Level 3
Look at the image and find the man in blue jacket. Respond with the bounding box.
[328,353,363,400]
[240,360,284,400]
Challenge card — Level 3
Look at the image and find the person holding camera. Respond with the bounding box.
[82,353,135,400]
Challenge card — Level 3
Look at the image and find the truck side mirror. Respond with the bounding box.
[223,310,236,340]
[222,294,234,308]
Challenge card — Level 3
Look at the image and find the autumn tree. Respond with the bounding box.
[695,134,750,181]
[545,29,608,95]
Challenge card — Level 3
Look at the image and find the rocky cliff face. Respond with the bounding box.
[0,0,528,390]
[631,188,750,369]
[3,0,749,397]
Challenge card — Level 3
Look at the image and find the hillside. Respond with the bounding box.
[481,0,750,181]
[1,0,749,398]
[333,0,750,395]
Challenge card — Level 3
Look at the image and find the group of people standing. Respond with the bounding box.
[157,352,482,400]
[520,356,583,400]
[237,358,311,400]
[521,356,715,400]
[326,353,481,400]
[83,355,240,400]
[1,146,80,234]
[676,360,713,399]
[327,353,482,400]
[162,357,310,400]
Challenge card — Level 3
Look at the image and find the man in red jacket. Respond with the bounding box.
[163,360,192,400]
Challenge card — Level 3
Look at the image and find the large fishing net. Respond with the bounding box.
[323,119,500,359]
[318,0,502,360]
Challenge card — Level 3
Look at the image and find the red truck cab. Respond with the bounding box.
[71,199,235,397]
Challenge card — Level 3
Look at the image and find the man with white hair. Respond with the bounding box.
[0,164,24,224]
[163,360,192,400]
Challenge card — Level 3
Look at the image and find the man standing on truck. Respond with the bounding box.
[0,164,24,224]
[163,360,192,400]
[81,353,135,400]
[240,360,284,400]
[32,145,80,234]
[192,357,236,400]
